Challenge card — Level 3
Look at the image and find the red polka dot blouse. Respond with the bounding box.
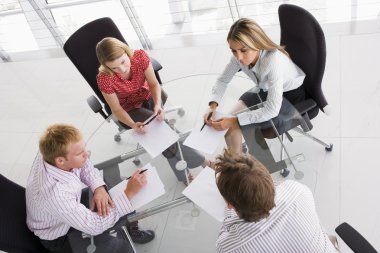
[97,49,151,112]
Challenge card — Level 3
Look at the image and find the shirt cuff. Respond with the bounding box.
[237,111,256,126]
[113,192,135,217]
[210,94,222,105]
[89,178,106,193]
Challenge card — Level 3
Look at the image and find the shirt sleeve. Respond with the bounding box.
[210,56,240,105]
[45,184,134,236]
[97,73,115,94]
[79,159,106,193]
[135,49,150,71]
[237,54,284,125]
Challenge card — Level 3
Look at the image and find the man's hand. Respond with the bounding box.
[124,169,148,200]
[211,117,238,131]
[91,186,115,217]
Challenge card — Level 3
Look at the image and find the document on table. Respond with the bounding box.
[183,111,228,154]
[108,164,165,210]
[182,167,226,222]
[130,117,179,158]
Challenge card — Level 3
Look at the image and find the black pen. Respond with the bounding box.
[126,169,148,180]
[143,114,157,126]
[200,112,213,131]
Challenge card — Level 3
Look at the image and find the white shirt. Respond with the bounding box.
[211,49,305,125]
[26,153,134,240]
[216,180,337,253]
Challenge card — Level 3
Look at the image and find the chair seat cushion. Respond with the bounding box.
[0,174,47,252]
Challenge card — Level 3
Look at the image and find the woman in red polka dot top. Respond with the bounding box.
[95,37,212,184]
[96,37,165,133]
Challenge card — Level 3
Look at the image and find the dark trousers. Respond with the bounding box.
[40,189,134,253]
[239,85,305,132]
[238,86,305,172]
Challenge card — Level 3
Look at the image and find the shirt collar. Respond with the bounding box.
[222,209,245,228]
[40,154,80,184]
[250,50,265,73]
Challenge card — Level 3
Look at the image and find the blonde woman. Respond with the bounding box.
[205,18,306,155]
[96,37,165,133]
[96,38,212,184]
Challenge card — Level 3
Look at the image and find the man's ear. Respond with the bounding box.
[54,156,65,168]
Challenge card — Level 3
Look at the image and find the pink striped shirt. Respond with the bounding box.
[26,153,134,240]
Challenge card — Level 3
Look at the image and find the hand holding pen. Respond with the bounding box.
[200,111,214,131]
[124,169,148,200]
[133,114,158,134]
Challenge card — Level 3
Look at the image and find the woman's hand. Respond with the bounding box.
[132,122,146,134]
[204,102,218,126]
[124,169,148,200]
[91,186,115,217]
[211,117,238,131]
[154,105,165,121]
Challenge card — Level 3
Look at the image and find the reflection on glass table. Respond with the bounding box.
[83,74,316,252]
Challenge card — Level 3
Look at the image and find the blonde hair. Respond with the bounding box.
[39,123,82,165]
[227,18,289,57]
[96,37,134,75]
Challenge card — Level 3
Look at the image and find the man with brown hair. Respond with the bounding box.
[214,150,336,253]
[26,123,154,252]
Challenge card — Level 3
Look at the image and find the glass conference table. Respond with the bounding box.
[82,74,310,252]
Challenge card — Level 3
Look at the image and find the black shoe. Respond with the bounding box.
[129,229,155,244]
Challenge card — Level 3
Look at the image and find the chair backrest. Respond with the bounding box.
[63,17,125,111]
[278,4,327,117]
[0,174,48,253]
[335,222,377,253]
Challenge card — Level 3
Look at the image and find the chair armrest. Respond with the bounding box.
[335,222,377,253]
[87,95,108,120]
[150,57,162,72]
[150,57,163,84]
[294,99,317,114]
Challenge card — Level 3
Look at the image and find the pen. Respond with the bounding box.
[200,112,213,131]
[143,114,157,126]
[126,169,148,180]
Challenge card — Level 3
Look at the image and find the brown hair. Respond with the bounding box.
[96,37,134,75]
[227,18,289,57]
[215,150,275,222]
[39,123,82,165]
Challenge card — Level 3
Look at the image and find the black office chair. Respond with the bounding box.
[277,4,333,152]
[0,174,48,253]
[335,222,377,252]
[63,17,165,142]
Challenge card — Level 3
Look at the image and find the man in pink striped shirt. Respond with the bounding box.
[26,123,154,252]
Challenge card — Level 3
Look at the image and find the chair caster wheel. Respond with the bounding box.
[325,144,333,152]
[114,134,121,142]
[242,144,248,154]
[133,158,141,165]
[280,168,290,177]
[177,108,185,117]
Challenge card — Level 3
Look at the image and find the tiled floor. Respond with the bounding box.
[1,18,380,253]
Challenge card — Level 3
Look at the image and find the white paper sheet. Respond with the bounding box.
[182,167,226,222]
[108,164,165,210]
[130,117,179,158]
[183,111,228,154]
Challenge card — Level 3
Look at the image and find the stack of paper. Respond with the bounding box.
[183,111,228,154]
[130,117,179,158]
[108,163,165,210]
[182,167,226,222]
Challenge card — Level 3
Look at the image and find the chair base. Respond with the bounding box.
[292,127,333,151]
